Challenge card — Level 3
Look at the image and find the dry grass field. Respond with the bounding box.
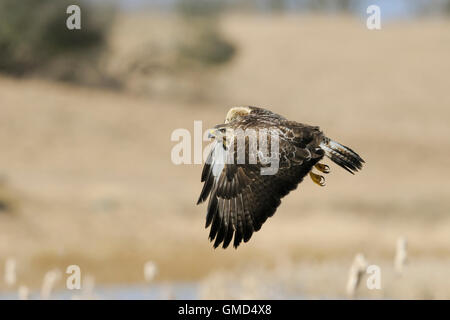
[0,13,450,298]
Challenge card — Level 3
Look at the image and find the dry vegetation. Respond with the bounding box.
[0,13,449,298]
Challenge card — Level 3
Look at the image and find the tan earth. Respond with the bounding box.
[0,14,449,298]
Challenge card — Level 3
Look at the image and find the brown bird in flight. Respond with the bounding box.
[197,106,365,249]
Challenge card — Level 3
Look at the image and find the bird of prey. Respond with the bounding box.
[197,106,365,249]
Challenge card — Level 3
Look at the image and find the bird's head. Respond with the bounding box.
[208,124,234,149]
[208,124,228,139]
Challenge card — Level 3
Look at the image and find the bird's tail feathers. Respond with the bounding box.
[320,138,365,174]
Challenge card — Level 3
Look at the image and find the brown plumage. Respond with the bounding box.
[197,106,365,249]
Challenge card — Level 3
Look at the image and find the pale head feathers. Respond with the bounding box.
[225,106,251,123]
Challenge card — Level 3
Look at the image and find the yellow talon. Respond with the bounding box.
[315,163,330,174]
[309,171,326,187]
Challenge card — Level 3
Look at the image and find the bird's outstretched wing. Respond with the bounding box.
[197,123,324,248]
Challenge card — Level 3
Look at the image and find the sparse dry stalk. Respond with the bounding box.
[82,275,96,299]
[18,285,29,300]
[144,261,158,283]
[72,275,96,300]
[4,257,16,287]
[346,253,368,298]
[394,237,408,275]
[40,269,61,300]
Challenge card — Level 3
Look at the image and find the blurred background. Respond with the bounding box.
[0,0,449,299]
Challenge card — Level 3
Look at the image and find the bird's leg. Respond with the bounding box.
[315,163,330,174]
[309,171,326,187]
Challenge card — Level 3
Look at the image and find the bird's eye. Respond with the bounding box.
[219,128,226,133]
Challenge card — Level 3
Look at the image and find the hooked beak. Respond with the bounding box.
[208,127,226,139]
[208,128,228,149]
[208,129,217,139]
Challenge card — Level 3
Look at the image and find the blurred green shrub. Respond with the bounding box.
[0,0,114,82]
[175,0,235,68]
[0,176,19,215]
